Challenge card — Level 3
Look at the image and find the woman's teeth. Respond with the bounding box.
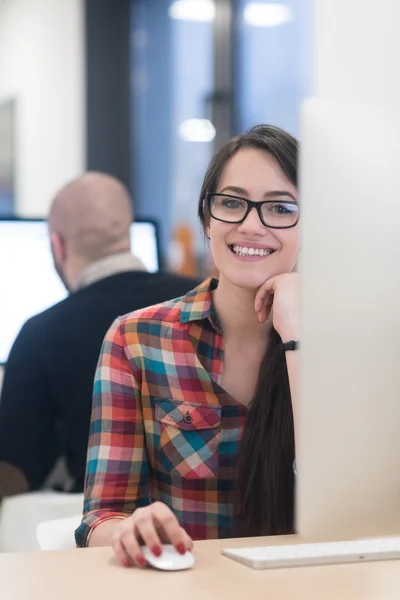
[231,245,274,257]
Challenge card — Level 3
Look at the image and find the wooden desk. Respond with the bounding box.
[2,535,400,600]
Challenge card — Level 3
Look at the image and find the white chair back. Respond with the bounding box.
[36,514,82,551]
[0,491,83,553]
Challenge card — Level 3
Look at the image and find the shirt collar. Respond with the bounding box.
[180,277,220,327]
[73,252,146,291]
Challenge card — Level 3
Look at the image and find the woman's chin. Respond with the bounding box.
[220,270,269,291]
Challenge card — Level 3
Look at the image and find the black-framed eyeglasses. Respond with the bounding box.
[205,192,299,229]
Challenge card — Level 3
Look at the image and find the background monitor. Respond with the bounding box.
[0,217,160,365]
[0,100,15,216]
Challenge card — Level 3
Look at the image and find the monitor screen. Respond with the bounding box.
[0,100,15,216]
[0,218,159,364]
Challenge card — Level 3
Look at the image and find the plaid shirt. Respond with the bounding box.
[75,278,248,547]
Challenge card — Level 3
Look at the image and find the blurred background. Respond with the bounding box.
[0,0,312,275]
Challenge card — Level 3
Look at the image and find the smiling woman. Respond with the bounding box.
[197,126,299,535]
[200,129,299,291]
[76,125,300,569]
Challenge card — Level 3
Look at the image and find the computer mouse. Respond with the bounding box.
[141,544,195,571]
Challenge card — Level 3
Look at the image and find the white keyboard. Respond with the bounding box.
[222,537,400,570]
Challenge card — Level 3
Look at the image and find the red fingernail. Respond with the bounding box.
[151,545,162,557]
[122,558,130,568]
[136,556,147,568]
[177,543,186,555]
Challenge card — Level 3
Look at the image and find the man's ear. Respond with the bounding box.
[50,231,66,265]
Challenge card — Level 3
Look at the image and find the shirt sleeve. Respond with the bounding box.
[75,317,151,548]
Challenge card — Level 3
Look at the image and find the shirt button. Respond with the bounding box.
[184,412,193,424]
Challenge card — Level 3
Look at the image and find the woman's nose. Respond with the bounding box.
[237,206,266,235]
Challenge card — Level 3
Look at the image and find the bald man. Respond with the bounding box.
[0,172,199,500]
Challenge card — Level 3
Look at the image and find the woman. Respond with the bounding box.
[75,125,300,568]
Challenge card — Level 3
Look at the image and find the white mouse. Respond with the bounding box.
[141,544,195,571]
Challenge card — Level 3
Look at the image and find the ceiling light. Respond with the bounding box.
[244,3,292,27]
[169,0,215,23]
[178,119,216,142]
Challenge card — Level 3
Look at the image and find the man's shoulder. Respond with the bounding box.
[5,295,76,361]
[13,272,202,346]
[119,294,187,327]
[129,271,201,294]
[76,270,200,297]
[19,295,74,331]
[117,277,205,328]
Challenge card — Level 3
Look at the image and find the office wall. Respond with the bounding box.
[0,0,85,216]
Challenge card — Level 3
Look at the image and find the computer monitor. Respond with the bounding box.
[296,98,400,540]
[0,217,160,365]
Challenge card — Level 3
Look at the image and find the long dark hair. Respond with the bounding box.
[198,125,297,537]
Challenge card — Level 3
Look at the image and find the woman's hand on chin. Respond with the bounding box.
[254,272,300,341]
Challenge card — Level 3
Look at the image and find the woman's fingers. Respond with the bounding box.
[113,517,148,568]
[113,531,148,569]
[153,502,190,555]
[182,529,194,552]
[254,287,268,313]
[111,503,194,568]
[255,278,277,321]
[257,292,274,323]
[134,508,164,557]
[112,535,131,568]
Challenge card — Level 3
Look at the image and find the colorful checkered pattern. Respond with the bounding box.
[75,278,248,547]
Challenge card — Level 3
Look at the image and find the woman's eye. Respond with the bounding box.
[222,199,244,209]
[270,203,296,214]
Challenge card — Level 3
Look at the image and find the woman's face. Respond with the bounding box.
[207,147,299,290]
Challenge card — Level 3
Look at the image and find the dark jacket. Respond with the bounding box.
[0,270,200,493]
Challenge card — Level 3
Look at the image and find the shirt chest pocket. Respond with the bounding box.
[154,398,222,480]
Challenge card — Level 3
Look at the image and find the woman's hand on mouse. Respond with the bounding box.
[254,272,300,341]
[112,502,193,568]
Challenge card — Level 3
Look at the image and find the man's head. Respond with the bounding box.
[48,172,133,291]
